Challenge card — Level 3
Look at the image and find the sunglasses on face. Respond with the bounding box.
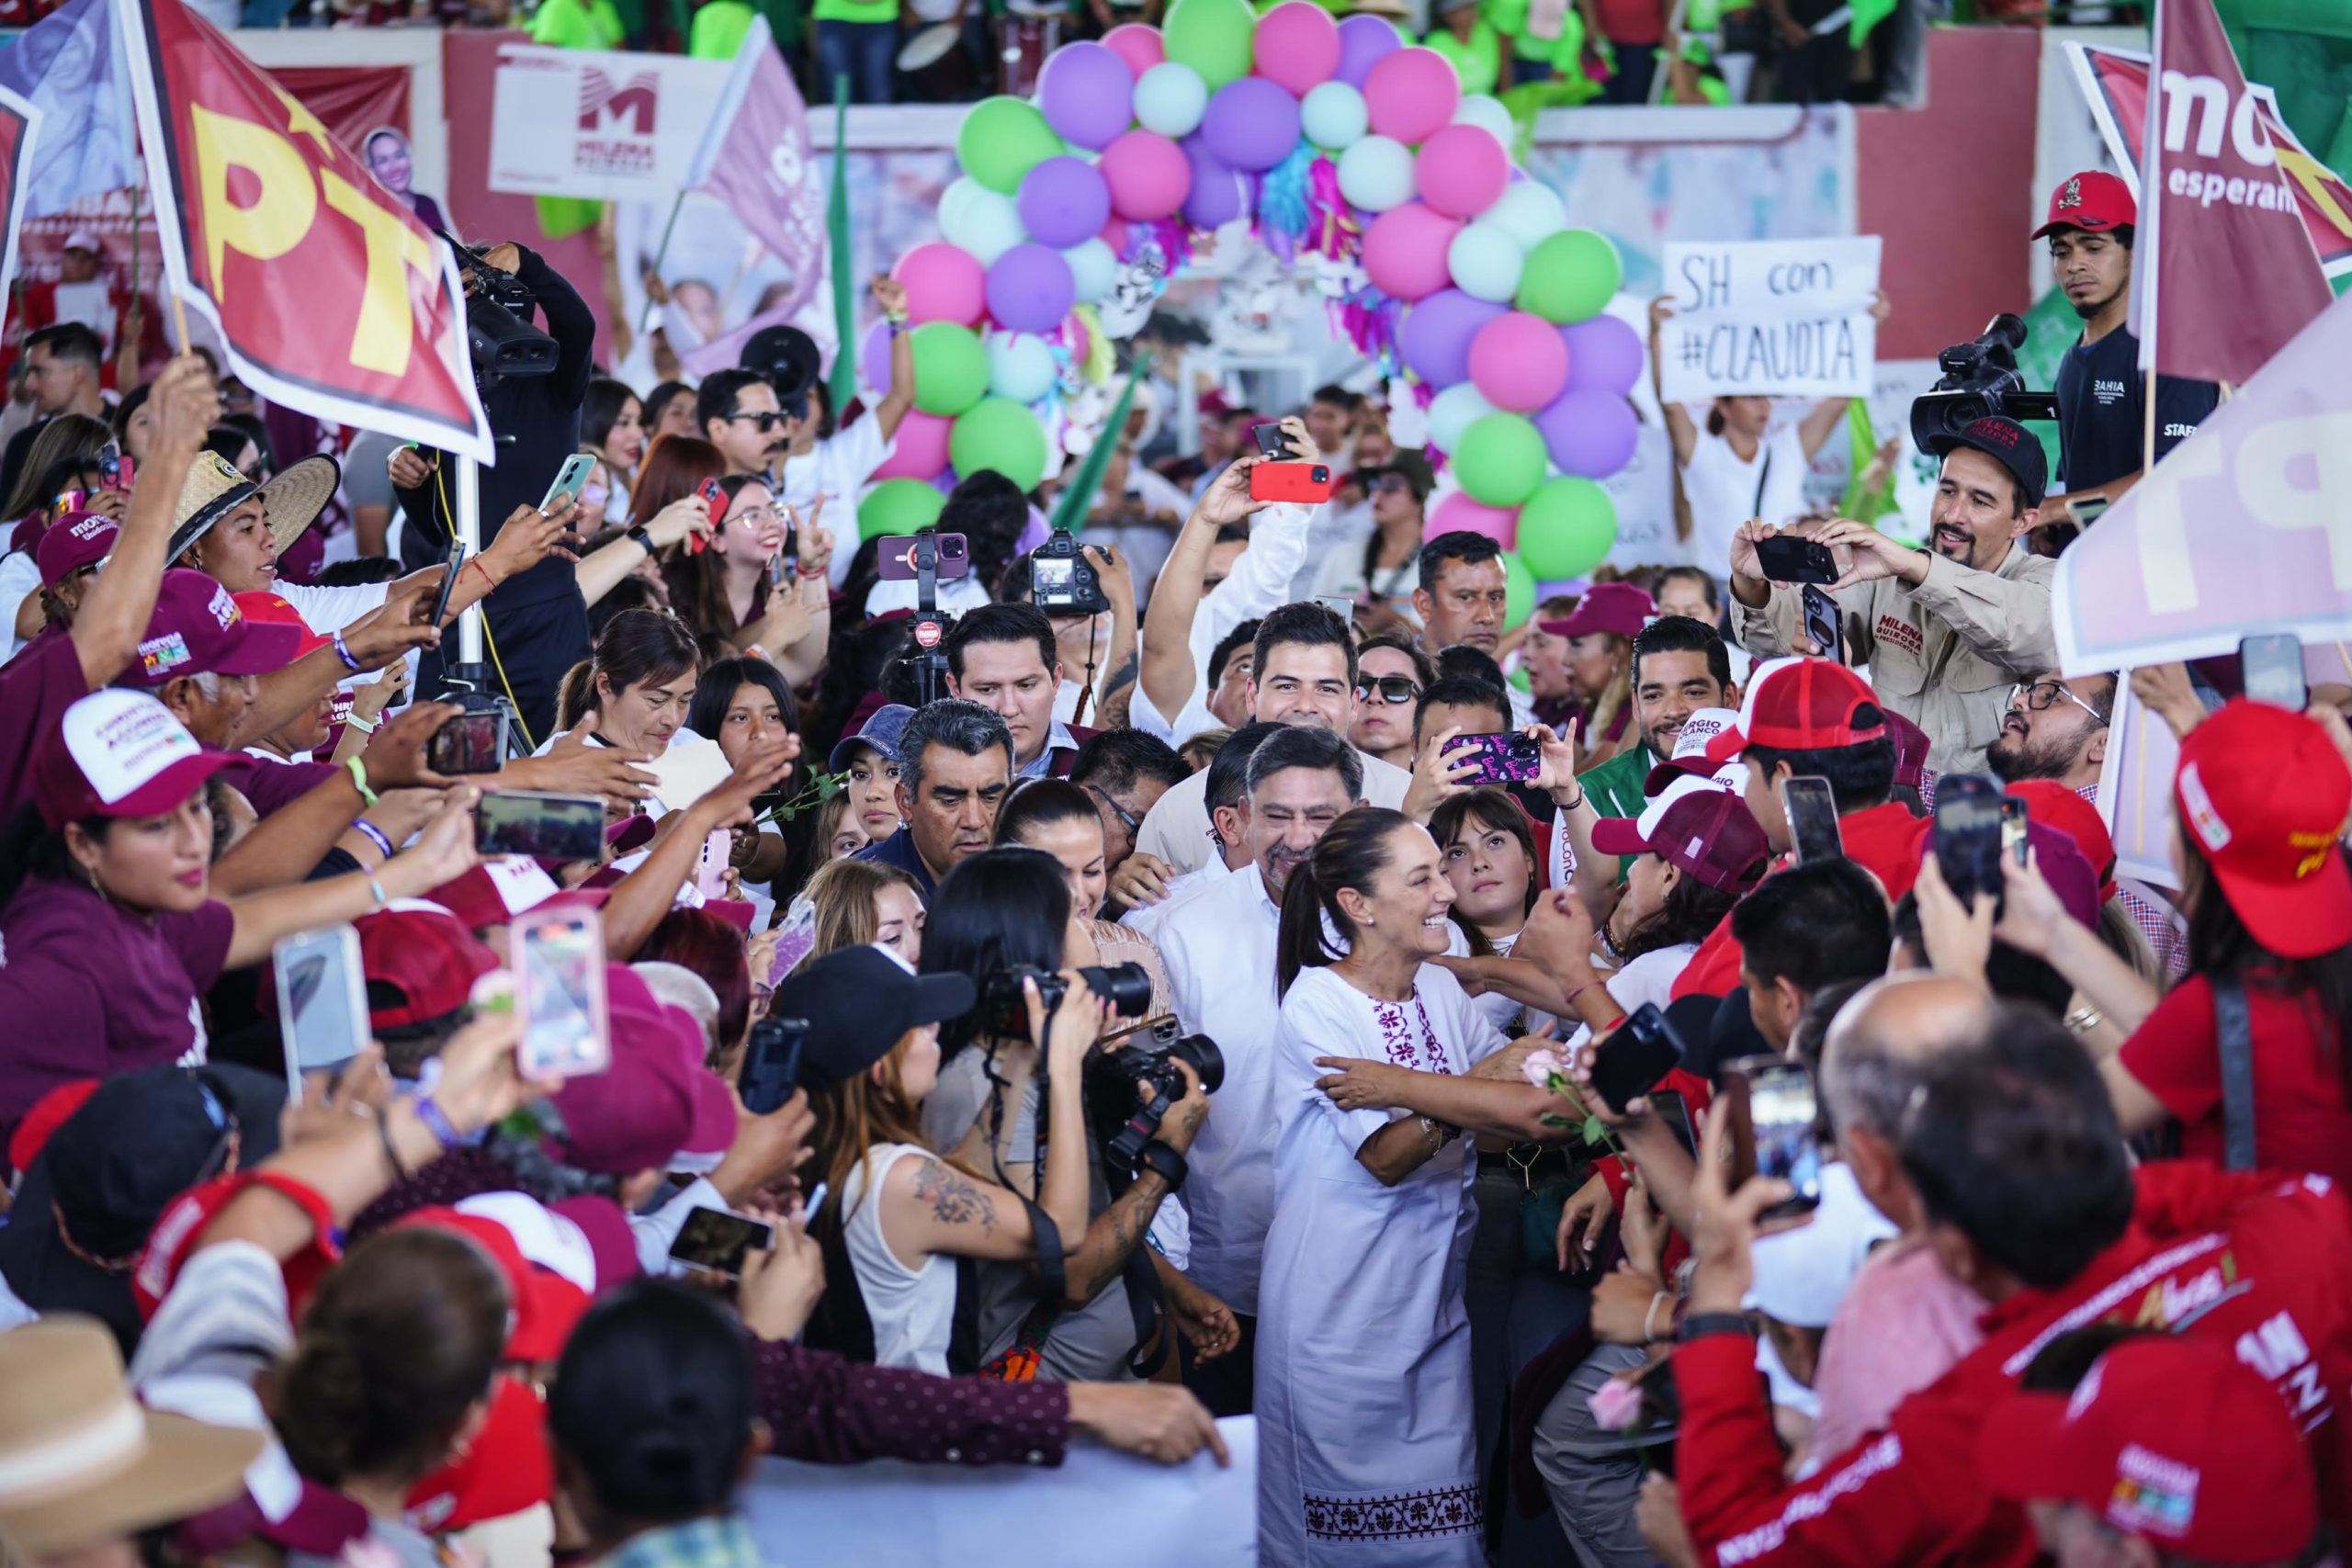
[725,411,789,432]
[1355,674,1421,705]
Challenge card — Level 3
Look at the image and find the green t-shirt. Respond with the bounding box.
[1423,20,1503,97]
[1482,0,1581,67]
[812,0,895,24]
[530,0,627,48]
[689,0,758,54]
[1578,741,1660,885]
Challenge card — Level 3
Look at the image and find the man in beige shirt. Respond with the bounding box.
[1728,415,2056,778]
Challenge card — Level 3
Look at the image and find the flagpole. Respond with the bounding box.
[826,73,854,414]
[638,191,686,336]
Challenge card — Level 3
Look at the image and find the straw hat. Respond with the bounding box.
[0,1315,261,1557]
[167,450,343,563]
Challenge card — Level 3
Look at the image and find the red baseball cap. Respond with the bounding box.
[404,1373,551,1533]
[124,570,309,688]
[1703,657,1887,764]
[2032,170,2136,240]
[2175,701,2352,960]
[1538,582,1657,641]
[7,1078,100,1177]
[31,689,240,830]
[232,591,332,662]
[356,907,499,1031]
[390,1207,591,1364]
[34,512,117,591]
[1590,775,1770,895]
[1979,1337,2317,1563]
[2005,781,2117,902]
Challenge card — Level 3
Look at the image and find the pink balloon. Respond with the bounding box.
[1097,130,1192,220]
[1252,1,1341,95]
[1428,491,1518,550]
[1468,310,1570,412]
[1363,47,1462,145]
[891,242,986,327]
[1414,125,1508,220]
[1362,201,1463,303]
[1102,23,1166,79]
[874,411,953,479]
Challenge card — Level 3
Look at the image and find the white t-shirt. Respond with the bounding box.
[0,547,42,664]
[1119,855,1239,942]
[841,1142,959,1375]
[1678,420,1809,581]
[775,417,894,590]
[276,579,391,637]
[1553,942,1701,1053]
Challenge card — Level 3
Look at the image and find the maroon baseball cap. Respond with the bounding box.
[356,908,499,1031]
[123,570,308,688]
[1539,582,1657,641]
[35,512,117,591]
[1703,657,1887,764]
[2031,170,2135,240]
[1882,707,1931,790]
[549,964,736,1176]
[1590,775,1771,895]
[31,690,239,829]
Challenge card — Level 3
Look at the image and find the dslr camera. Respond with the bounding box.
[979,961,1153,1038]
[444,236,558,381]
[1029,527,1110,616]
[1086,1024,1225,1170]
[1907,312,2060,456]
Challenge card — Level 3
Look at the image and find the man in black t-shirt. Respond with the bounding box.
[2034,171,2220,550]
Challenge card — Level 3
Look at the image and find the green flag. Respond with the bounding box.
[1047,355,1153,535]
[828,76,857,414]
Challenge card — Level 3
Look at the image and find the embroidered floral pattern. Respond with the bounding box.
[1370,988,1453,1075]
[1303,1483,1483,1540]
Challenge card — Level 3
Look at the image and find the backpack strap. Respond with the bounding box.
[2213,976,2257,1172]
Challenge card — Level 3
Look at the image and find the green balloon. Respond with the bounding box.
[1502,550,1536,630]
[1515,477,1618,580]
[1453,412,1549,507]
[956,96,1066,195]
[1515,229,1624,325]
[861,478,947,540]
[1164,0,1257,89]
[910,323,989,416]
[951,398,1050,493]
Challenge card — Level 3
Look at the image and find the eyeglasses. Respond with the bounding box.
[2008,680,2106,725]
[1083,782,1140,840]
[1368,476,1412,496]
[1355,674,1422,705]
[728,502,781,527]
[724,411,789,432]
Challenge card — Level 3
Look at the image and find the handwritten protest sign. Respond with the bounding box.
[1657,236,1883,404]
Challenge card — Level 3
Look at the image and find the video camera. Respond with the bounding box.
[443,235,558,381]
[1907,313,2061,455]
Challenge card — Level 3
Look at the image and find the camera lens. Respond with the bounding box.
[1170,1032,1224,1095]
[1079,962,1152,1018]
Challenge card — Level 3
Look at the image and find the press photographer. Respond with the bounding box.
[390,237,599,740]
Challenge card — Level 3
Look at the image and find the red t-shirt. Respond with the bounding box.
[2119,972,2352,1189]
[1670,801,1924,1000]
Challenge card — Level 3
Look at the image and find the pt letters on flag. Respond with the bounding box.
[115,0,492,462]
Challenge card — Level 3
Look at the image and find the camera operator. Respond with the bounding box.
[1728,416,2057,777]
[2031,172,2221,548]
[389,240,598,741]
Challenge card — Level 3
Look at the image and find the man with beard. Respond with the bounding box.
[698,369,791,479]
[1729,415,2056,777]
[1154,725,1364,1418]
[2032,172,2220,549]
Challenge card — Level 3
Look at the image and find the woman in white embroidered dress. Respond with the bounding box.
[1256,807,1513,1564]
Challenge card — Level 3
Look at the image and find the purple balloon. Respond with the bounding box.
[1017,157,1114,248]
[986,243,1078,333]
[1561,314,1645,397]
[1200,76,1303,175]
[1036,42,1136,151]
[1182,135,1248,229]
[1534,389,1640,479]
[860,317,895,396]
[1398,288,1508,389]
[1334,15,1402,89]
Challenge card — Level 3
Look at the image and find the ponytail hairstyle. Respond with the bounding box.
[555,607,701,732]
[1277,806,1409,997]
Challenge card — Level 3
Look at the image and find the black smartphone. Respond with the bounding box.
[739,1014,808,1116]
[1754,532,1838,585]
[427,709,509,775]
[429,542,468,629]
[1801,585,1840,661]
[1722,1055,1822,1220]
[1780,774,1842,865]
[1452,731,1543,786]
[2240,633,2306,711]
[878,531,971,581]
[1591,1003,1682,1114]
[1646,1088,1697,1157]
[1933,773,2007,914]
[475,790,606,863]
[2000,795,2030,868]
[669,1206,775,1279]
[1250,421,1289,459]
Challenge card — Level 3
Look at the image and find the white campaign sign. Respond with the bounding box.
[486,43,728,203]
[1657,236,1883,404]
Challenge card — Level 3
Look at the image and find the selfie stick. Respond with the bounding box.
[910,526,952,709]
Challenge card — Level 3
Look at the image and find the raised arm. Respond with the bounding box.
[1137,457,1270,721]
[594,731,799,959]
[209,705,458,897]
[869,277,918,441]
[1647,298,1698,468]
[73,356,215,690]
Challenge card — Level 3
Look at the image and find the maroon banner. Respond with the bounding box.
[2134,0,2334,385]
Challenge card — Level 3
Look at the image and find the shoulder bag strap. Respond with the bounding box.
[2213,976,2258,1171]
[1752,446,1773,520]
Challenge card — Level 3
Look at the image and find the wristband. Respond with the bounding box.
[467,556,498,593]
[1676,1311,1752,1344]
[411,1094,464,1153]
[352,819,394,860]
[1136,1139,1188,1192]
[366,875,388,908]
[1643,1290,1675,1343]
[626,525,655,555]
[1554,787,1586,812]
[332,630,363,673]
[342,712,377,736]
[345,756,378,808]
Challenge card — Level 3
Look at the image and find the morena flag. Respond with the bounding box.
[113,0,494,463]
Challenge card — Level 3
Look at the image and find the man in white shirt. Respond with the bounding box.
[1114,719,1276,925]
[1155,726,1363,1416]
[1133,599,1413,875]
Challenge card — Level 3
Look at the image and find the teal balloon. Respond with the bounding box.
[910,322,989,415]
[1514,477,1617,579]
[951,398,1050,491]
[1163,0,1257,89]
[1337,135,1414,211]
[1447,220,1522,303]
[1135,62,1211,137]
[941,184,1026,265]
[1502,549,1536,629]
[1453,412,1548,506]
[861,478,947,539]
[957,96,1067,195]
[1486,181,1565,253]
[1427,382,1497,451]
[1515,229,1623,325]
[1300,81,1369,149]
[988,332,1058,403]
[1064,237,1116,302]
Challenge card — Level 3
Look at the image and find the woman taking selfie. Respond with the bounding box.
[662,473,833,679]
[1430,788,1546,1034]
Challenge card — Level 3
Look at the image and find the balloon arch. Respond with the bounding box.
[854,0,1643,602]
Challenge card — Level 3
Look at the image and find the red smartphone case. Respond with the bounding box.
[1250,462,1335,504]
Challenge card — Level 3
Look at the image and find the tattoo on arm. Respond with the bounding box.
[914,1159,998,1232]
[1078,1174,1168,1299]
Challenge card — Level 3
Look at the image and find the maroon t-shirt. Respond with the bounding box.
[0,877,235,1131]
[218,755,342,819]
[0,630,90,823]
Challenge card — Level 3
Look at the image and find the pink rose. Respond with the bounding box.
[1586,1373,1645,1433]
[1521,1048,1566,1091]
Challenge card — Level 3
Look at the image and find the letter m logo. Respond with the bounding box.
[577,70,659,135]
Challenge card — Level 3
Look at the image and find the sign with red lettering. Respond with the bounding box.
[114,0,492,462]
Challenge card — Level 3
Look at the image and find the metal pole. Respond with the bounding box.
[454,450,483,668]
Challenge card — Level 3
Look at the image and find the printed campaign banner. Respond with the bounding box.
[486,41,726,205]
[1655,235,1882,404]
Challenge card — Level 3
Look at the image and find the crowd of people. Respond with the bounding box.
[0,152,2346,1568]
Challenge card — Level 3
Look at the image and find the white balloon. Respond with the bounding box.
[1063,237,1116,303]
[1486,181,1566,254]
[1428,382,1498,454]
[1134,62,1209,138]
[942,185,1027,266]
[988,332,1059,403]
[1447,220,1524,303]
[1300,81,1369,150]
[1337,135,1416,213]
[1452,94,1513,144]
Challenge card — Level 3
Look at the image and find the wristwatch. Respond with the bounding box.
[1676,1311,1753,1344]
[1137,1139,1188,1191]
[626,525,655,555]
